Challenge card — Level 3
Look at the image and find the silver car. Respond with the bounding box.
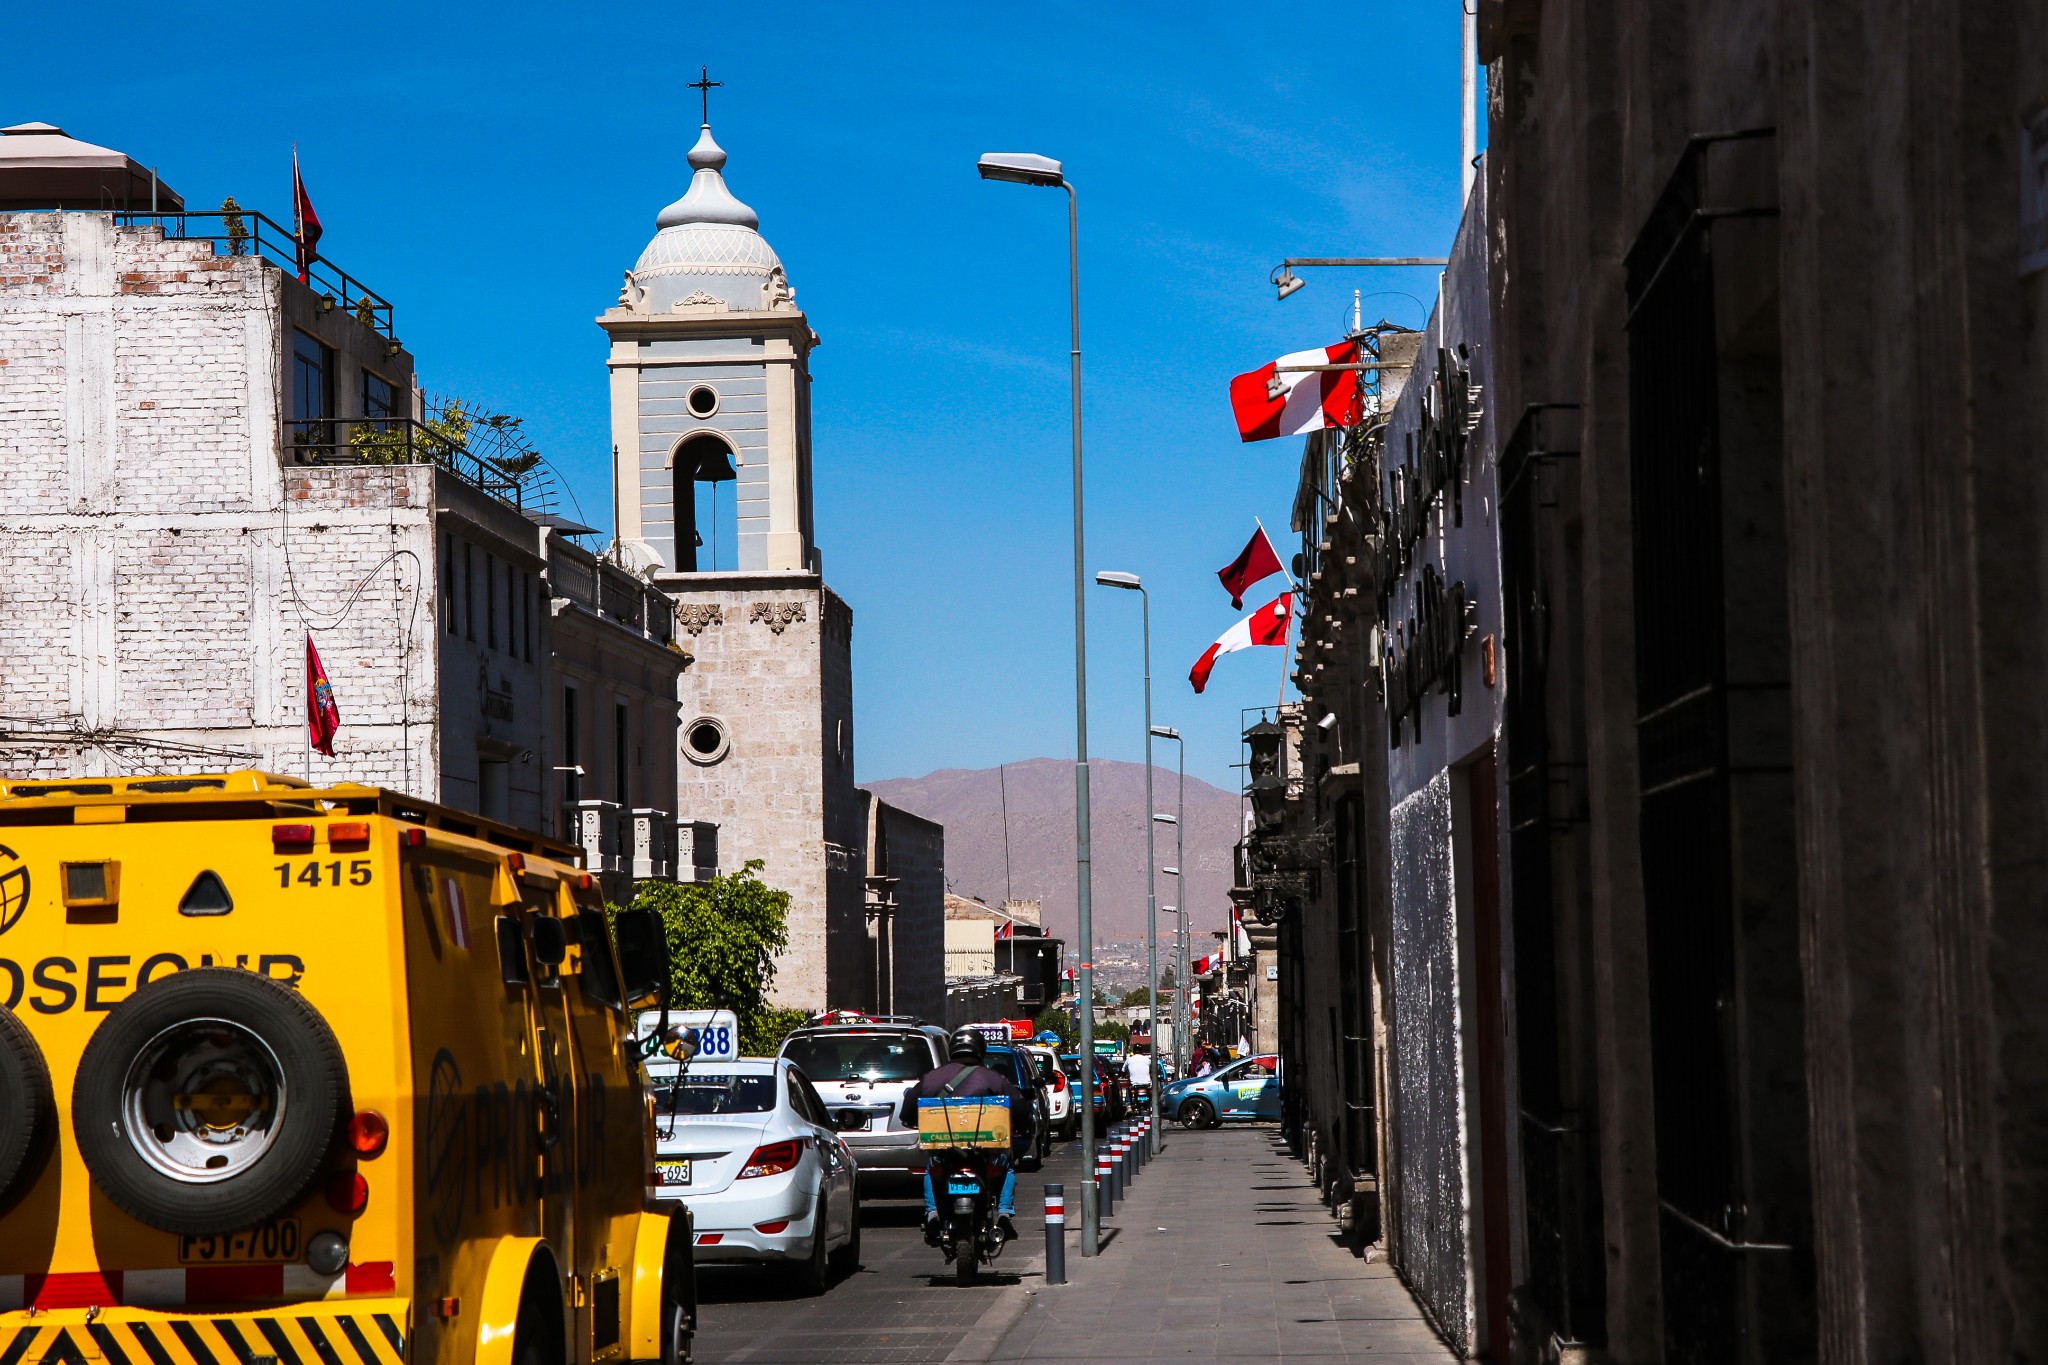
[778,1024,947,1199]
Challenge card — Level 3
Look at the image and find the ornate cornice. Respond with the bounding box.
[748,600,807,635]
[676,604,726,636]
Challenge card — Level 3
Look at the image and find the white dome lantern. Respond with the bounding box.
[625,123,794,314]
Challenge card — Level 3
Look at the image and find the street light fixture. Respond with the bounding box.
[984,149,1101,1251]
[1268,256,1450,302]
[1148,724,1189,1075]
[1094,568,1162,1156]
[977,152,1064,187]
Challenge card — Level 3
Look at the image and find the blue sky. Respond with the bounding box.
[11,2,1474,790]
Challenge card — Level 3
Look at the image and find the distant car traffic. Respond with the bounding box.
[1162,1053,1282,1127]
[779,1020,948,1198]
[1061,1053,1126,1124]
[650,1057,860,1293]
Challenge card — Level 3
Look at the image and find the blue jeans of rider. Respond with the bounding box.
[924,1154,1017,1217]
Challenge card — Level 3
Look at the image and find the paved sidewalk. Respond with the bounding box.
[985,1125,1454,1363]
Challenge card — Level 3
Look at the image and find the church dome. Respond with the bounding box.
[628,124,793,314]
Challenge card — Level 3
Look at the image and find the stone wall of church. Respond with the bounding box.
[662,571,843,1009]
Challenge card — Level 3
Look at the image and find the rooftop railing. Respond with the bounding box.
[284,417,526,509]
[113,208,396,340]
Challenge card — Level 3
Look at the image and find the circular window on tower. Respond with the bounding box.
[684,716,730,766]
[686,385,720,419]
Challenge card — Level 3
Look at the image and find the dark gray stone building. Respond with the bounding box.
[1267,3,2048,1361]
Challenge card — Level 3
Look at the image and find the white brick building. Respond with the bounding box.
[0,127,679,851]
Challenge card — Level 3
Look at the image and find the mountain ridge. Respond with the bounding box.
[861,757,1241,947]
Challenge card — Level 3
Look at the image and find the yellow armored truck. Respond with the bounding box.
[0,773,693,1365]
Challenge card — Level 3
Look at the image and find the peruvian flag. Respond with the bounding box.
[996,920,1014,941]
[1228,339,1362,442]
[1189,592,1293,694]
[1195,951,1221,975]
[1217,522,1285,609]
[306,633,341,757]
[292,147,323,285]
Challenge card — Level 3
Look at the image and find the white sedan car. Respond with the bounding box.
[650,1057,860,1293]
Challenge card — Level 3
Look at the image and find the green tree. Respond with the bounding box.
[1032,1006,1076,1052]
[1095,1019,1131,1045]
[623,861,796,1055]
[1122,986,1152,1006]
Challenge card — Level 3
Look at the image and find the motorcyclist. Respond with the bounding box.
[900,1026,1024,1245]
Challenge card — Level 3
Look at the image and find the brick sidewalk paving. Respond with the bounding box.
[985,1125,1454,1363]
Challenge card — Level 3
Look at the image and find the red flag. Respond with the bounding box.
[1217,523,1285,609]
[292,148,323,285]
[1189,592,1293,694]
[996,920,1015,941]
[306,633,341,757]
[1228,339,1361,442]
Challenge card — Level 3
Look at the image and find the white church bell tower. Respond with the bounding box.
[598,102,861,1012]
[601,118,816,575]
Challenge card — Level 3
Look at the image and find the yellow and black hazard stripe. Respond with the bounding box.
[0,1314,405,1365]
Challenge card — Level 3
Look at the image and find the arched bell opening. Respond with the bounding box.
[671,431,738,572]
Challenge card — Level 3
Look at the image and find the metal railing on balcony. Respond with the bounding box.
[284,417,527,509]
[112,208,395,339]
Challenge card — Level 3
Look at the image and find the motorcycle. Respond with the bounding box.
[931,1149,1009,1283]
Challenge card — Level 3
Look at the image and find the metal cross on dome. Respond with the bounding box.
[688,66,722,125]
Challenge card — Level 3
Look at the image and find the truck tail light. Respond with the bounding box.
[348,1110,389,1158]
[400,828,426,849]
[273,824,315,850]
[329,821,371,849]
[325,1172,368,1215]
[738,1140,804,1179]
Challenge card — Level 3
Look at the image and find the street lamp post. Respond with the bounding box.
[1096,571,1160,1155]
[979,150,1100,1253]
[1150,725,1188,1077]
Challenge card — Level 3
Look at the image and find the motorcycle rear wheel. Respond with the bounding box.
[956,1250,978,1285]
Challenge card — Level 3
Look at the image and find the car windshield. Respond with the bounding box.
[655,1074,776,1115]
[782,1034,929,1082]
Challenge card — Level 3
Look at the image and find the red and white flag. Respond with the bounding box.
[292,147,323,285]
[996,920,1014,941]
[1195,951,1221,975]
[305,632,341,757]
[1217,522,1285,609]
[1227,339,1361,442]
[1189,592,1293,694]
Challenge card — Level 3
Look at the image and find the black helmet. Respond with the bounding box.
[948,1027,988,1064]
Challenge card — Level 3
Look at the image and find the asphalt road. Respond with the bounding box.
[689,1131,1098,1365]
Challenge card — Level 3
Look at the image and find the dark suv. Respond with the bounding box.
[984,1045,1050,1170]
[780,1022,948,1198]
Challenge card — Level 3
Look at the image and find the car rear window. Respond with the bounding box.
[656,1074,776,1115]
[782,1033,930,1082]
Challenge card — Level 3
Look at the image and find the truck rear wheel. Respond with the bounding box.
[73,968,348,1235]
[0,1006,55,1209]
